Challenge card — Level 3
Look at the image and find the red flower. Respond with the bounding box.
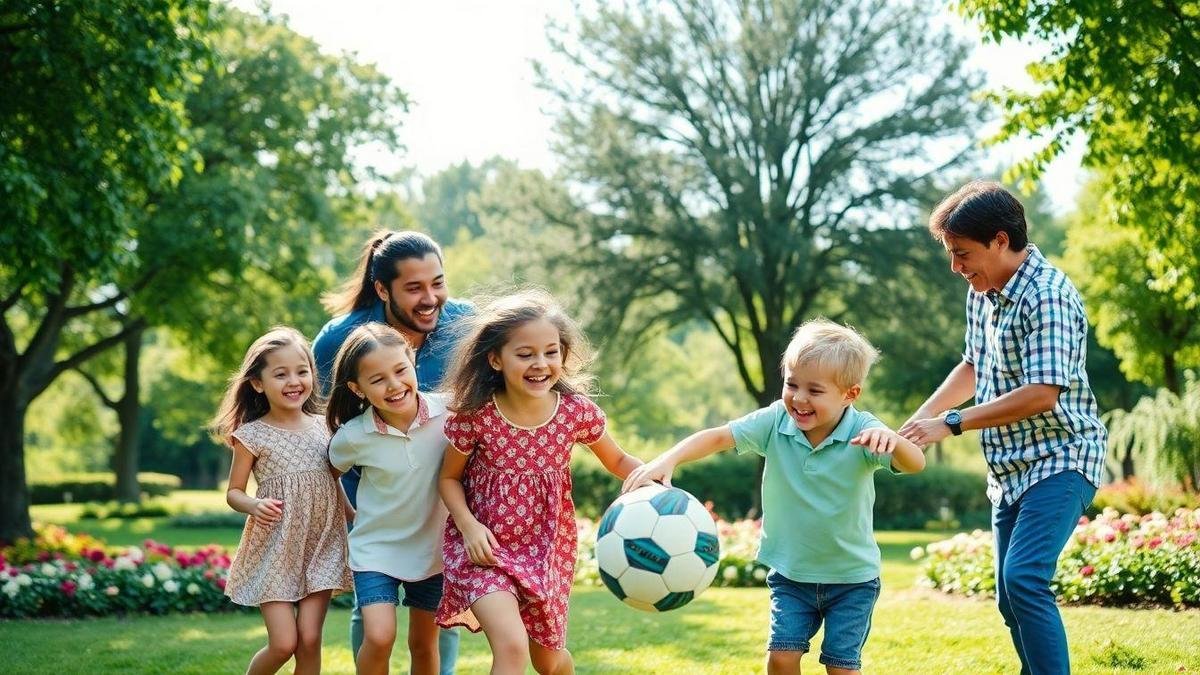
[1080,565,1095,577]
[1148,536,1163,549]
[60,580,78,597]
[87,549,106,562]
[36,551,50,562]
[216,578,227,590]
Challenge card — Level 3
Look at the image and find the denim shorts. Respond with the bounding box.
[766,570,881,670]
[352,570,444,612]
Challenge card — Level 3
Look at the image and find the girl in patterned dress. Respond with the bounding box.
[212,326,352,675]
[436,290,642,675]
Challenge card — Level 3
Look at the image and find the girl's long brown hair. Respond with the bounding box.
[211,326,322,446]
[443,288,595,414]
[325,322,415,433]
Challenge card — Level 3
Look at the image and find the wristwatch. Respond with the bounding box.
[943,409,963,436]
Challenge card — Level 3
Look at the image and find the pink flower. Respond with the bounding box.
[1080,565,1095,577]
[36,551,50,562]
[1176,533,1196,547]
[1148,536,1163,549]
[1077,515,1090,526]
[1104,532,1116,543]
[60,580,77,597]
[216,578,227,590]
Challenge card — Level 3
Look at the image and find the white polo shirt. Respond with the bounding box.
[328,394,450,581]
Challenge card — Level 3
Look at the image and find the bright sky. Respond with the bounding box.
[230,0,1086,213]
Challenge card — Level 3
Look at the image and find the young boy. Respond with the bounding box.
[623,319,924,675]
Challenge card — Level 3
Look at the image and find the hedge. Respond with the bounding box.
[28,473,181,505]
[571,456,989,529]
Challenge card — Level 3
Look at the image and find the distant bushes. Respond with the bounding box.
[29,473,180,505]
[572,456,989,529]
[1089,477,1200,516]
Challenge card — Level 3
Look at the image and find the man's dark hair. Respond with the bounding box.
[321,231,444,315]
[928,180,1028,251]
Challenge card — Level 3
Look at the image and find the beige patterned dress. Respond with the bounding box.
[225,416,352,606]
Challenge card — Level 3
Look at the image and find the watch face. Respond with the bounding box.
[945,411,962,425]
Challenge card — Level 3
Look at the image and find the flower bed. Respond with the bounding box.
[1,523,239,619]
[576,513,770,589]
[913,507,1200,608]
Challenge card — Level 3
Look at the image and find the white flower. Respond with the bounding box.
[141,573,155,588]
[112,556,137,572]
[105,585,120,596]
[40,563,58,577]
[152,562,174,582]
[163,580,180,593]
[186,583,200,595]
[2,581,18,597]
[910,547,925,561]
[125,546,145,562]
[722,566,738,581]
[77,573,95,591]
[15,574,32,587]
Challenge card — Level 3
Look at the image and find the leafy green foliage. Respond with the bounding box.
[1107,375,1200,490]
[536,0,983,405]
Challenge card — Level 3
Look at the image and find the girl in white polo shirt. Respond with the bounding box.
[326,323,450,675]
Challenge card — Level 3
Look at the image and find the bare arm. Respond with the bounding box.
[586,431,643,480]
[905,360,976,423]
[438,446,498,566]
[621,425,736,493]
[901,383,1060,447]
[225,440,283,524]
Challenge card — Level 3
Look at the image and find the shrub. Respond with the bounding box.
[28,473,181,505]
[573,455,990,529]
[1089,476,1200,516]
[79,500,175,520]
[914,507,1200,608]
[168,512,249,529]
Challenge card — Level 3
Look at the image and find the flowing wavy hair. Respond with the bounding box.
[443,288,595,414]
[325,322,415,433]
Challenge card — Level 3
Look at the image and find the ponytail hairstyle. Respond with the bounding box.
[211,326,322,446]
[325,322,416,433]
[444,288,595,414]
[321,230,444,316]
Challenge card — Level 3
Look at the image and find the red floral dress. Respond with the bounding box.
[436,393,606,650]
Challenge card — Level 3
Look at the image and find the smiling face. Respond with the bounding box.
[781,360,859,445]
[348,344,419,426]
[250,344,314,414]
[942,232,1014,294]
[376,253,448,337]
[488,317,563,400]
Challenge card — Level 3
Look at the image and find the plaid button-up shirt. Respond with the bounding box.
[963,245,1107,506]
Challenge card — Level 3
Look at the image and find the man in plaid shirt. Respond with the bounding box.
[900,181,1106,675]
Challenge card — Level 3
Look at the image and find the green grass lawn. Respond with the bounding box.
[4,497,1199,673]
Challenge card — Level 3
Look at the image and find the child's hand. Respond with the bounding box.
[850,428,900,455]
[621,459,675,493]
[462,521,499,567]
[251,497,284,525]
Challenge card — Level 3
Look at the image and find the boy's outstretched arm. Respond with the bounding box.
[850,427,926,474]
[621,425,736,493]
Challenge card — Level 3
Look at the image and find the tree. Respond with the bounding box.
[1060,178,1200,394]
[0,0,211,540]
[959,0,1200,363]
[416,157,517,244]
[1107,375,1200,491]
[535,0,983,407]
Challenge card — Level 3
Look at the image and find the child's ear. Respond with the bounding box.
[347,382,364,399]
[842,384,862,404]
[486,351,503,372]
[249,378,264,394]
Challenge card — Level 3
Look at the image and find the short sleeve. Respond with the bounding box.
[444,411,478,455]
[728,403,784,458]
[1019,288,1080,389]
[327,427,357,473]
[854,411,897,472]
[572,396,607,445]
[962,291,984,365]
[229,424,261,457]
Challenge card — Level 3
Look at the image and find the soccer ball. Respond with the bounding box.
[594,483,720,612]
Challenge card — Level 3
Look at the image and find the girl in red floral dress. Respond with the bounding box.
[436,290,642,675]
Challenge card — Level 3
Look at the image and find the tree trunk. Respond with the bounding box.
[1163,351,1179,394]
[113,327,145,502]
[0,392,32,543]
[1120,441,1136,480]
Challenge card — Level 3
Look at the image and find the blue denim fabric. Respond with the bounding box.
[352,571,444,611]
[993,469,1097,675]
[766,570,881,670]
[343,468,460,674]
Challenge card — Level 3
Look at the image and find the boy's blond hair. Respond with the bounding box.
[781,319,879,391]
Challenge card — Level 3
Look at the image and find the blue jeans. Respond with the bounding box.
[992,470,1096,675]
[765,570,881,670]
[343,468,460,675]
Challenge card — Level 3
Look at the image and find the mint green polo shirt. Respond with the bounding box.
[729,401,895,583]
